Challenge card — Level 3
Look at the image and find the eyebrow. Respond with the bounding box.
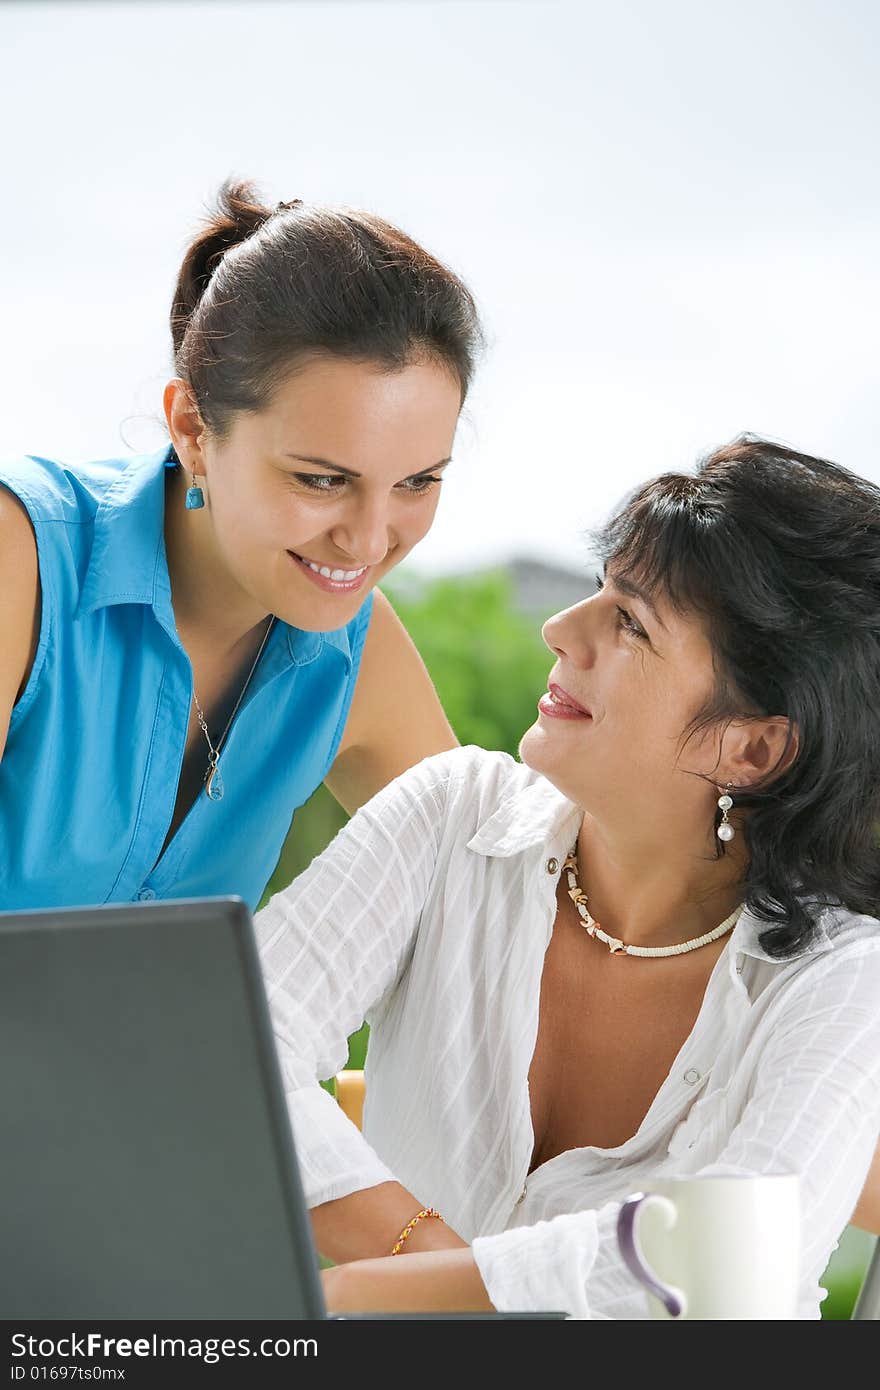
[282,454,452,479]
[607,572,668,632]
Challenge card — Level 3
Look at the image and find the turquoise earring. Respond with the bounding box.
[185,470,205,510]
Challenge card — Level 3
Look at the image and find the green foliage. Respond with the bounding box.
[344,1022,370,1070]
[386,570,552,756]
[821,1272,863,1319]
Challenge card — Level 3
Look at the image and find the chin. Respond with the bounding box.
[273,579,377,633]
[518,721,551,773]
[290,599,369,634]
[520,723,592,806]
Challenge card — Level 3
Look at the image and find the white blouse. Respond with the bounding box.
[255,746,880,1319]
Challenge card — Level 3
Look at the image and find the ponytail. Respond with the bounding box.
[170,182,271,358]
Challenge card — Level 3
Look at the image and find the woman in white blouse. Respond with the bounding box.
[255,434,880,1318]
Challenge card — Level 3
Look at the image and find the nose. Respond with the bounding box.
[542,597,596,666]
[328,493,396,568]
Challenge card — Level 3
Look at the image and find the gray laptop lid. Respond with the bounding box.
[0,896,327,1319]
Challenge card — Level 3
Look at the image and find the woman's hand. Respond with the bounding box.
[321,1249,496,1315]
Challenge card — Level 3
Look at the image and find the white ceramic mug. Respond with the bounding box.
[616,1173,801,1320]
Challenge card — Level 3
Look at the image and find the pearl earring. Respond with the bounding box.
[185,469,205,510]
[716,784,735,842]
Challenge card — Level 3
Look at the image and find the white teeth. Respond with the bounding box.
[550,690,581,710]
[301,557,366,581]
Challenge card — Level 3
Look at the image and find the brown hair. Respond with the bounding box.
[170,179,484,439]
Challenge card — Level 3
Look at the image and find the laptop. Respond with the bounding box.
[0,897,565,1320]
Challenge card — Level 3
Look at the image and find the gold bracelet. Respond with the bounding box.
[390,1206,443,1255]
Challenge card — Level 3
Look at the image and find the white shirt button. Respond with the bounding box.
[136,886,156,901]
[683,1068,701,1085]
[546,858,559,874]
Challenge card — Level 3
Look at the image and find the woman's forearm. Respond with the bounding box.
[322,1248,495,1314]
[311,1180,469,1264]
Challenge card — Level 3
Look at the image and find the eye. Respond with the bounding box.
[616,605,647,639]
[292,474,346,492]
[396,474,443,495]
[595,570,648,640]
[290,472,443,495]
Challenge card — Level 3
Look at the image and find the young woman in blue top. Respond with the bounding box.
[0,180,483,911]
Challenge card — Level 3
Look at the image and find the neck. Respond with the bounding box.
[163,463,270,656]
[574,800,747,951]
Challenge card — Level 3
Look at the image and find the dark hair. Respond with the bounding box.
[170,179,484,439]
[592,434,880,958]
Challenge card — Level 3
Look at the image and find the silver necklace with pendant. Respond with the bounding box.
[192,615,275,802]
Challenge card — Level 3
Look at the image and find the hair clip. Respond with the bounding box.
[275,198,303,213]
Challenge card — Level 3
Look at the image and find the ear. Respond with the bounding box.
[163,379,209,473]
[717,716,799,791]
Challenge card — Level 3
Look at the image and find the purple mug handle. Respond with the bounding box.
[616,1192,687,1318]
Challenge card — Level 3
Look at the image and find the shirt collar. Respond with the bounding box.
[75,444,356,671]
[466,773,582,860]
[76,445,177,620]
[465,766,836,966]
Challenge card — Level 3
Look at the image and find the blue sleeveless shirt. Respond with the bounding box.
[0,446,373,911]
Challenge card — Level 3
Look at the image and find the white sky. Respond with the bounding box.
[2,0,878,578]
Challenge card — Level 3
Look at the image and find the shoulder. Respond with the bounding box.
[802,903,880,970]
[0,453,129,603]
[753,903,880,1018]
[346,746,548,866]
[371,745,543,822]
[0,452,122,524]
[817,905,880,984]
[0,453,129,602]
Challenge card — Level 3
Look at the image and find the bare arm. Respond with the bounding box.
[0,487,41,761]
[325,588,458,815]
[322,1248,493,1314]
[311,1183,468,1265]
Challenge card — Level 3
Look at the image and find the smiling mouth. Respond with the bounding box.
[289,552,368,581]
[547,682,591,716]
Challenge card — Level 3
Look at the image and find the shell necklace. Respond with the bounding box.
[562,845,742,958]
